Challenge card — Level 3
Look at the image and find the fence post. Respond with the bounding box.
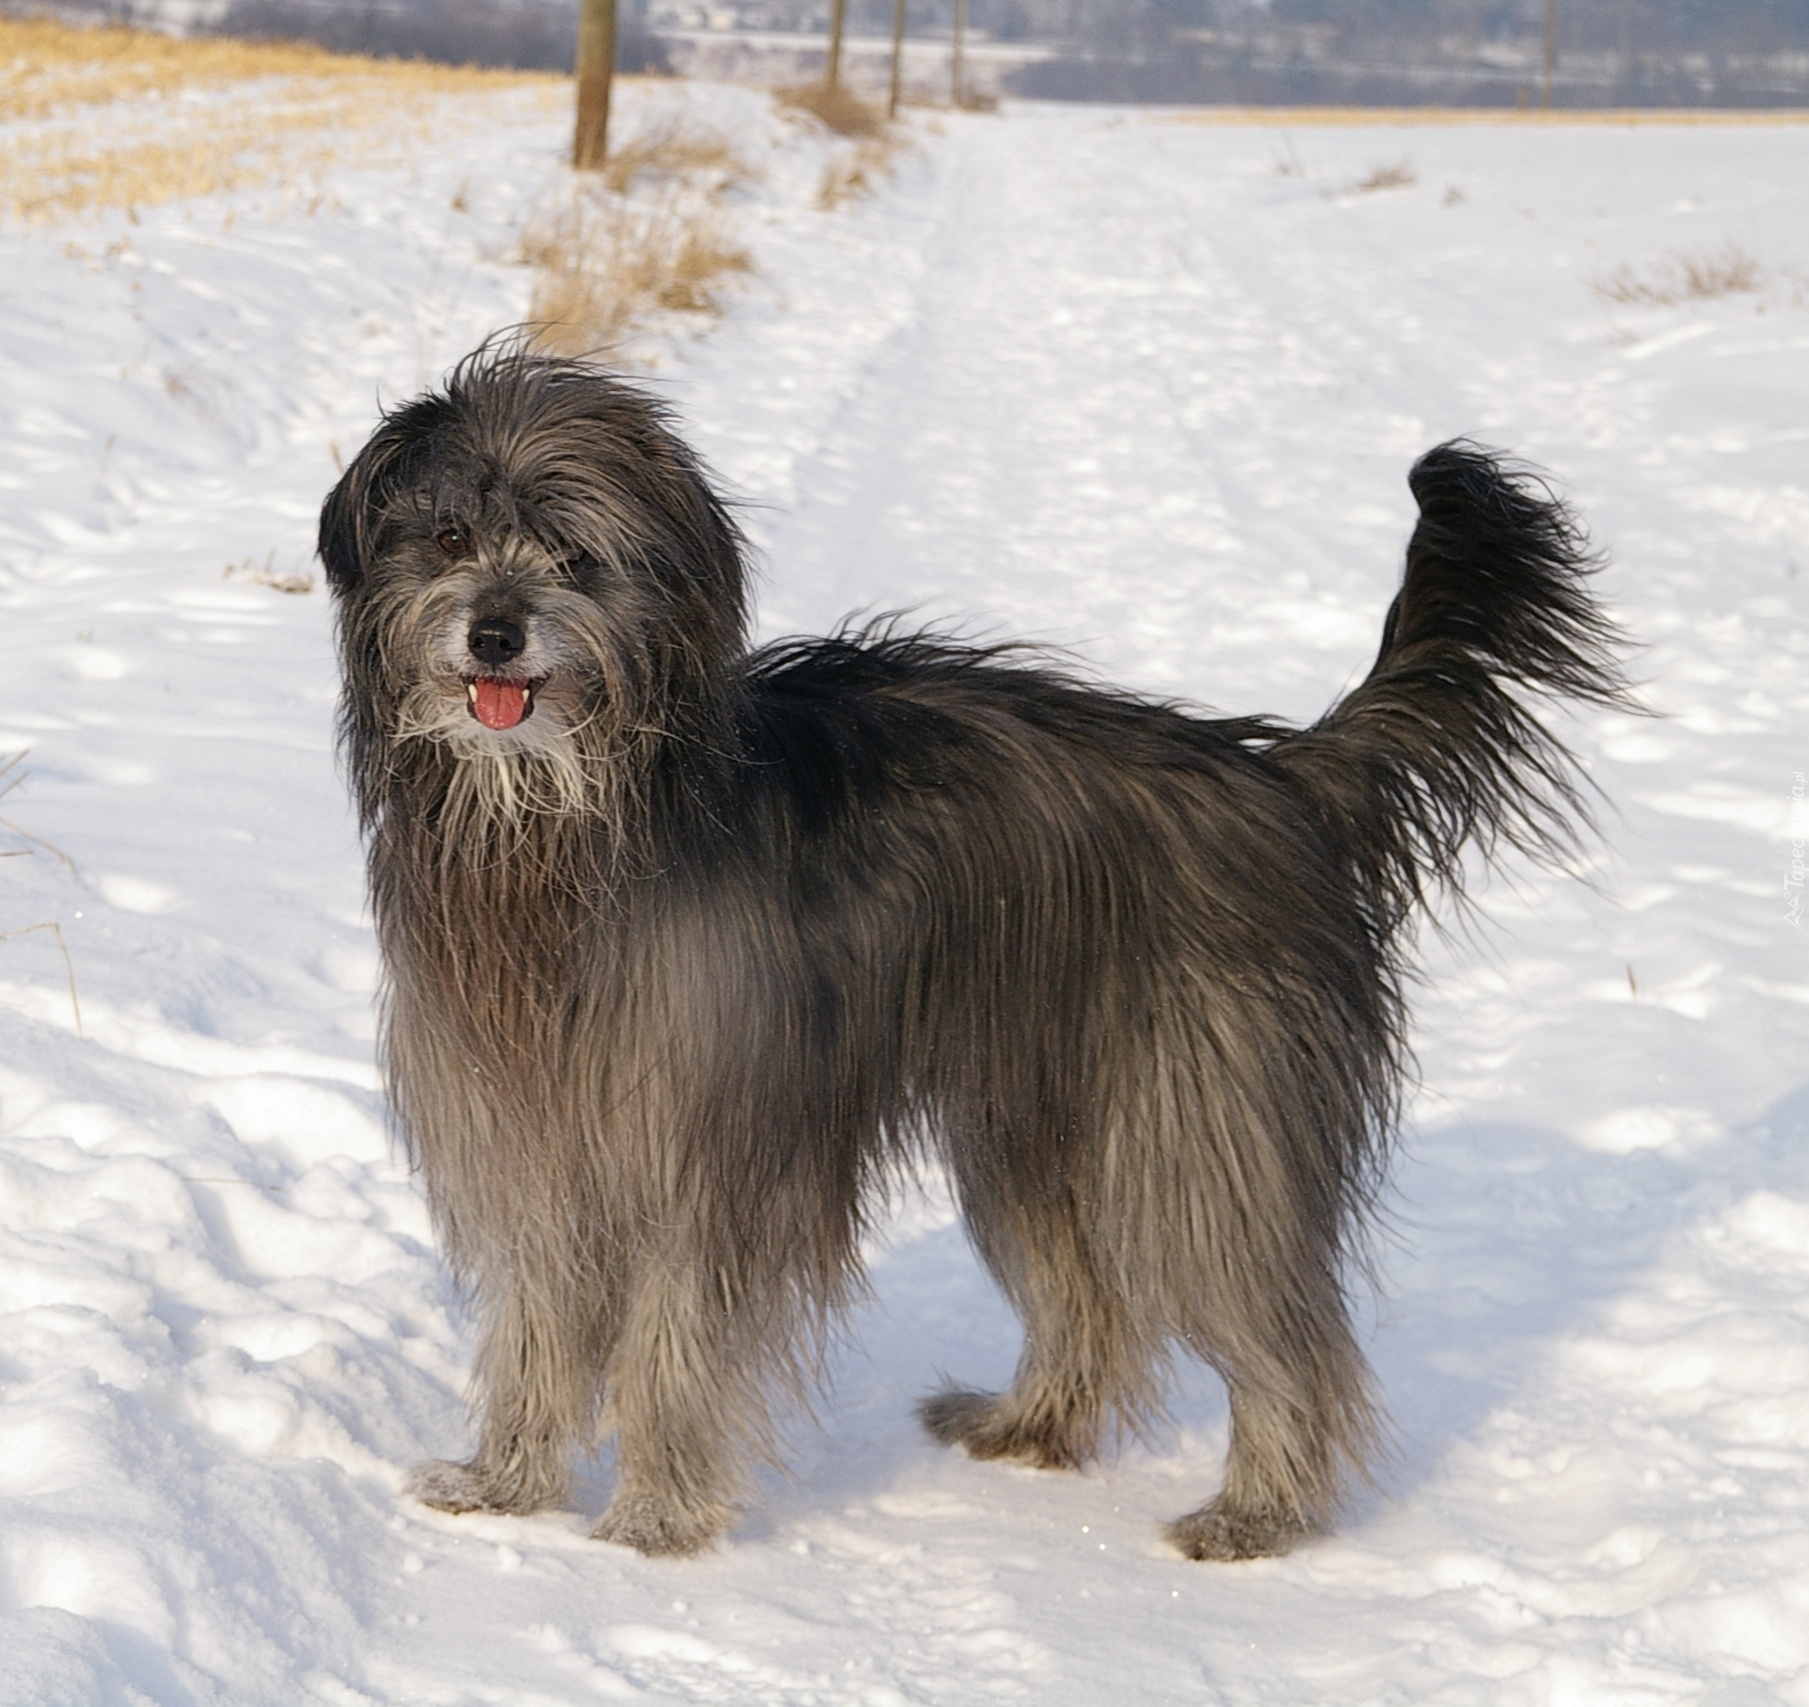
[826,0,847,89]
[575,0,616,169]
[889,0,907,117]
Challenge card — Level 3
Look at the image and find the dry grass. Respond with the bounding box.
[816,131,905,211]
[224,553,314,594]
[599,116,754,196]
[3,14,360,122]
[0,13,539,119]
[775,80,886,139]
[1591,241,1765,306]
[0,751,74,874]
[740,82,909,214]
[12,114,341,221]
[521,77,914,349]
[779,87,906,213]
[1348,159,1418,194]
[767,74,918,213]
[0,15,557,222]
[522,179,753,354]
[0,919,83,1035]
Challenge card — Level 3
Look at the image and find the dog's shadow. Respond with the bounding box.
[719,1082,1809,1544]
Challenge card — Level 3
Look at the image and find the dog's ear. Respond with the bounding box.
[318,398,444,594]
[319,435,386,595]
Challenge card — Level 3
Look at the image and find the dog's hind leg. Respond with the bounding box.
[1164,1284,1380,1561]
[919,1186,1159,1472]
[409,1271,603,1517]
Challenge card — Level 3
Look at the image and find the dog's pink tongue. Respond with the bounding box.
[472,679,527,731]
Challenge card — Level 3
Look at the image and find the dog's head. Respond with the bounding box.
[321,346,746,807]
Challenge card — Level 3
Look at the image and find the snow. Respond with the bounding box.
[2,73,1808,1705]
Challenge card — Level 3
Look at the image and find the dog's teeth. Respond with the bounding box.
[466,682,478,704]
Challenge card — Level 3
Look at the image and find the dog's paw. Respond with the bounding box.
[591,1492,730,1558]
[916,1387,1088,1470]
[1164,1500,1316,1562]
[406,1457,547,1516]
[917,1387,999,1449]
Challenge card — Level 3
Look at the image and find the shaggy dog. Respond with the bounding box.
[320,346,1621,1561]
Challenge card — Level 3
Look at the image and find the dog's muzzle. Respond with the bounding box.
[465,618,542,731]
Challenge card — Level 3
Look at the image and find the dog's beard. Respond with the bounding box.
[374,570,642,845]
[394,680,605,835]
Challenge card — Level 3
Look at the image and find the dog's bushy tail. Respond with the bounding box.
[1277,440,1628,937]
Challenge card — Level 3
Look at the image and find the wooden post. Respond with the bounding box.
[952,0,966,107]
[574,0,617,170]
[1541,0,1556,110]
[826,0,847,89]
[889,0,907,118]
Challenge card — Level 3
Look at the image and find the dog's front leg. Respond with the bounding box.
[592,1260,751,1557]
[409,1269,603,1517]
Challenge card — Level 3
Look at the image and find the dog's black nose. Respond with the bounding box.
[468,618,527,669]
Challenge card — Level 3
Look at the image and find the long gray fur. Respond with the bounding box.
[320,343,1625,1560]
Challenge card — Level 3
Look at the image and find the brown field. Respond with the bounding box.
[0,15,561,221]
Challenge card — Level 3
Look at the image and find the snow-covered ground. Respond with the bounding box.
[3,74,1808,1705]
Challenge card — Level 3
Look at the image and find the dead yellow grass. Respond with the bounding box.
[224,552,314,594]
[1348,158,1417,193]
[599,116,755,196]
[776,80,887,138]
[0,13,544,118]
[0,15,558,222]
[816,131,905,210]
[5,14,377,121]
[769,86,907,209]
[1591,241,1765,306]
[522,180,753,354]
[521,78,916,351]
[14,102,363,221]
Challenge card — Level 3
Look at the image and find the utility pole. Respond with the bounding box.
[826,0,847,88]
[1541,0,1556,110]
[952,0,966,107]
[889,0,907,118]
[574,0,616,169]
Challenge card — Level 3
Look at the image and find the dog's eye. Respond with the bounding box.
[436,527,470,558]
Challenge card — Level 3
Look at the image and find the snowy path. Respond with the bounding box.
[2,86,1808,1705]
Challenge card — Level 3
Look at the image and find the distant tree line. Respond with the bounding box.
[1263,0,1809,54]
[1008,0,1809,104]
[208,0,670,73]
[38,0,1808,100]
